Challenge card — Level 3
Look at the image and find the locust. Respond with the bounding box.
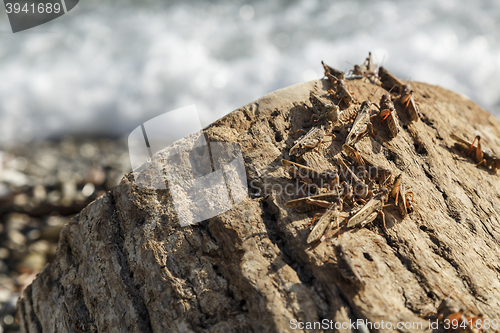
[321,60,345,81]
[335,244,367,287]
[337,156,373,200]
[327,77,359,107]
[309,91,343,125]
[423,293,484,333]
[379,93,394,110]
[346,187,390,231]
[289,125,333,156]
[405,191,415,213]
[349,52,376,78]
[399,84,420,122]
[380,102,399,139]
[378,66,404,95]
[342,144,392,185]
[281,159,340,191]
[376,94,400,138]
[307,199,349,243]
[364,51,376,73]
[285,191,343,213]
[390,174,414,218]
[450,133,500,174]
[344,101,374,146]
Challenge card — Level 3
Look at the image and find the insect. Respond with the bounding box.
[375,94,400,137]
[307,199,349,242]
[450,133,500,174]
[349,52,376,78]
[346,188,390,231]
[336,156,373,200]
[364,51,376,73]
[423,293,484,333]
[344,101,374,146]
[321,60,345,81]
[399,84,420,122]
[390,174,414,218]
[289,125,333,156]
[378,66,404,95]
[285,191,343,213]
[309,91,343,125]
[342,144,392,185]
[281,159,340,191]
[380,114,399,136]
[328,77,359,107]
[335,244,367,286]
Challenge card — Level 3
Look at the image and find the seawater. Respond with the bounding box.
[0,0,499,145]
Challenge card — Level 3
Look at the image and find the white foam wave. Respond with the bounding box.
[0,0,499,145]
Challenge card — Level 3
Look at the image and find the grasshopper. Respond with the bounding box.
[423,293,484,333]
[321,60,345,81]
[327,76,359,107]
[378,66,404,95]
[364,51,376,74]
[309,92,343,125]
[376,94,400,138]
[379,93,394,110]
[349,52,376,78]
[399,84,420,122]
[390,174,414,218]
[307,199,349,243]
[336,156,373,201]
[289,125,333,156]
[346,188,390,231]
[450,133,500,173]
[344,101,374,146]
[405,192,415,214]
[335,244,367,286]
[342,144,392,185]
[282,159,340,193]
[285,191,342,213]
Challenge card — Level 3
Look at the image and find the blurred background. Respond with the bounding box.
[1,0,500,331]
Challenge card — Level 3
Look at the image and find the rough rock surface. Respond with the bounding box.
[17,78,500,332]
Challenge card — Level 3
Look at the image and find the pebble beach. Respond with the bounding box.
[0,137,130,332]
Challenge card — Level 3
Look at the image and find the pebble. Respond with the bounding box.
[0,137,131,327]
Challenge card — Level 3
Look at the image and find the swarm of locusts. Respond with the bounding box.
[283,53,421,245]
[283,52,500,246]
[279,53,493,331]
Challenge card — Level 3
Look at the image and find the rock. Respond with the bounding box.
[16,78,500,332]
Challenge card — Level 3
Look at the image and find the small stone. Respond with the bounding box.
[13,193,29,206]
[81,183,95,197]
[20,252,46,272]
[27,229,41,241]
[0,169,29,187]
[0,183,11,199]
[32,185,47,201]
[0,248,10,260]
[12,157,28,171]
[85,167,106,185]
[80,143,97,158]
[47,190,61,204]
[8,230,26,246]
[4,314,14,325]
[0,288,11,303]
[29,240,50,254]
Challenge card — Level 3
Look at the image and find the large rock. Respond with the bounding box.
[17,78,500,332]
